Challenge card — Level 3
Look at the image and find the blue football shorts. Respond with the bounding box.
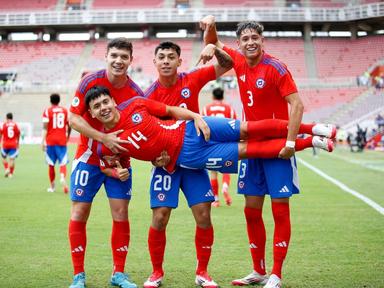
[149,166,214,209]
[237,157,300,198]
[176,117,241,173]
[1,148,18,159]
[70,160,132,202]
[45,145,68,166]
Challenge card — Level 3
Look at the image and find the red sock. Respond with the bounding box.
[210,179,219,200]
[195,226,214,275]
[60,165,67,178]
[244,207,266,275]
[271,202,291,279]
[3,161,8,170]
[69,220,87,275]
[148,226,166,274]
[222,174,231,188]
[49,165,55,185]
[10,165,14,174]
[246,137,314,159]
[295,137,314,151]
[298,123,315,135]
[111,220,130,273]
[247,119,288,141]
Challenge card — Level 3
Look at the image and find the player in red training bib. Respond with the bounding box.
[200,15,336,288]
[42,93,71,193]
[202,87,237,207]
[1,112,20,178]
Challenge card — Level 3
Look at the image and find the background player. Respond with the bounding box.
[143,41,233,288]
[202,87,237,207]
[201,15,307,288]
[67,38,147,288]
[1,112,20,178]
[42,93,71,193]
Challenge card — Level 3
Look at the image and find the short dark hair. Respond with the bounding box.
[85,86,111,107]
[107,38,133,56]
[6,112,13,120]
[50,93,60,105]
[212,87,224,100]
[155,41,181,56]
[236,21,264,38]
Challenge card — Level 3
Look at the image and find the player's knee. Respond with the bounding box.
[111,206,128,221]
[152,209,170,230]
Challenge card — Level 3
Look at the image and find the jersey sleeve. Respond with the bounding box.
[189,66,216,90]
[70,75,90,115]
[277,69,298,98]
[42,108,49,123]
[143,98,167,117]
[223,46,238,61]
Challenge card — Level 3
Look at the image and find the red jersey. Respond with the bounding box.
[223,47,297,121]
[202,100,237,119]
[144,66,216,113]
[70,69,143,166]
[42,105,69,146]
[99,97,185,173]
[1,120,20,149]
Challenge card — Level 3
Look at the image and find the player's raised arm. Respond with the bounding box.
[200,15,224,48]
[166,106,210,141]
[68,112,129,154]
[196,44,233,78]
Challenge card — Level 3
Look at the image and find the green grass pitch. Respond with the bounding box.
[0,145,383,287]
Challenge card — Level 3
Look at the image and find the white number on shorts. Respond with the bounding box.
[206,158,222,169]
[153,175,171,191]
[7,126,14,138]
[53,112,65,129]
[74,170,89,186]
[239,162,247,178]
[247,90,254,107]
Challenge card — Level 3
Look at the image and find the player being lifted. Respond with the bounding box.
[202,87,237,207]
[86,85,334,178]
[1,112,20,178]
[42,93,71,193]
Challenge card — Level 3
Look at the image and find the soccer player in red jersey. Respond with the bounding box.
[86,87,333,172]
[143,41,233,288]
[42,93,71,193]
[202,87,237,207]
[1,112,20,178]
[200,16,335,288]
[67,38,151,288]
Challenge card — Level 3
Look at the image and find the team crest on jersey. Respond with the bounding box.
[76,188,84,196]
[238,181,245,189]
[158,193,166,201]
[72,97,80,107]
[181,88,191,99]
[225,160,233,167]
[131,113,143,124]
[256,78,265,89]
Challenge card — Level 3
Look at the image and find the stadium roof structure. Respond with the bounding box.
[0,3,383,36]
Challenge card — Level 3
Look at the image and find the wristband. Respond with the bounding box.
[285,140,296,149]
[111,168,119,179]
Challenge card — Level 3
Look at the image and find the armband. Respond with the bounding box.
[111,168,119,179]
[285,140,296,149]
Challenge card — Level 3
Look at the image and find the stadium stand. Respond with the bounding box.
[203,0,274,7]
[313,36,384,78]
[92,0,164,8]
[0,0,57,11]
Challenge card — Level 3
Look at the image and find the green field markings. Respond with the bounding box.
[326,152,384,172]
[297,157,384,215]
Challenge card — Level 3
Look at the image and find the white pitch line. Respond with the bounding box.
[297,157,384,216]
